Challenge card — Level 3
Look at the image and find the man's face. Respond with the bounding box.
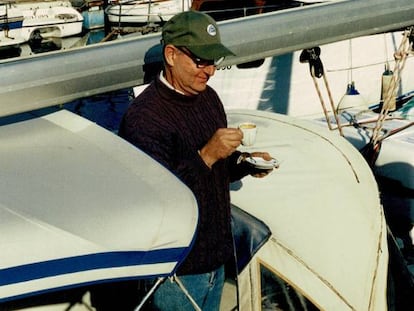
[166,45,217,96]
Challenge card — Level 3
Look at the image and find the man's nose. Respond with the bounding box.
[203,65,216,76]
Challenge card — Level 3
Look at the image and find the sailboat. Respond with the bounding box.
[0,0,83,51]
[1,0,414,309]
[204,1,414,279]
[1,107,407,311]
[105,0,191,33]
[0,1,25,49]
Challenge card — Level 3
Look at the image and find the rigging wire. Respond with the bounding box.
[346,40,353,84]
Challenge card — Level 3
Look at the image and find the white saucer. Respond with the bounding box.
[245,157,280,169]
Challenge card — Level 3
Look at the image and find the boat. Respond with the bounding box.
[202,13,414,277]
[1,108,412,311]
[104,0,312,33]
[0,1,26,50]
[18,30,93,55]
[18,0,83,41]
[0,0,83,50]
[197,3,414,272]
[105,0,191,33]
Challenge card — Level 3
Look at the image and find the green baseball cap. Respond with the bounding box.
[161,10,235,61]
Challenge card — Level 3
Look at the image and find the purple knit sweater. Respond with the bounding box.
[119,77,249,275]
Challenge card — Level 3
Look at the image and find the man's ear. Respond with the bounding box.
[164,45,176,67]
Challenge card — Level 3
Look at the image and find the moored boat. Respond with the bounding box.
[18,0,84,41]
[2,108,411,310]
[105,0,191,33]
[0,0,83,49]
[0,1,26,49]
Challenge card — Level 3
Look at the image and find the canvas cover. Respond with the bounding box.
[0,110,198,303]
[227,110,387,311]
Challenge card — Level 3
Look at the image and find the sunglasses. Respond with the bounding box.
[177,47,225,68]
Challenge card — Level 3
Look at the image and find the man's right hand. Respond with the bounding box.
[199,128,243,168]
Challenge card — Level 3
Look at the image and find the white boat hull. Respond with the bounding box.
[0,109,393,310]
[0,0,83,46]
[0,2,25,48]
[106,0,190,26]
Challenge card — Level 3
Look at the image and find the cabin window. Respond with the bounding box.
[259,264,320,311]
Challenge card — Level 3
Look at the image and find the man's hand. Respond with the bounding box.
[249,152,276,178]
[199,128,242,168]
[250,152,272,161]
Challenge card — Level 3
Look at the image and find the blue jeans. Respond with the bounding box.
[152,265,225,311]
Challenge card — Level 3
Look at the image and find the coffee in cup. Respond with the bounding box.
[238,122,257,146]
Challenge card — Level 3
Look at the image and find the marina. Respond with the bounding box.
[1,0,414,310]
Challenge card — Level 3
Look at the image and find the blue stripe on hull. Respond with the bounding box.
[0,20,23,30]
[0,248,187,286]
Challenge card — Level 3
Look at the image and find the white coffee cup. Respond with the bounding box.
[239,122,257,146]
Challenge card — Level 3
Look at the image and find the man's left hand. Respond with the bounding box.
[248,152,276,178]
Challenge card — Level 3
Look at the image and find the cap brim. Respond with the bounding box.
[187,43,235,61]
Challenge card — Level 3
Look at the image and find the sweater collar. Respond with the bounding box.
[155,73,204,107]
[159,71,186,95]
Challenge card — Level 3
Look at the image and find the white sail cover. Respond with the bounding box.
[0,110,198,303]
[227,110,387,311]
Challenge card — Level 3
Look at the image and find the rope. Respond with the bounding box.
[303,48,344,136]
[322,72,344,136]
[371,27,414,147]
[310,68,344,136]
[310,68,333,130]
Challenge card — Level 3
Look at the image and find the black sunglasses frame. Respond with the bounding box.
[177,47,224,68]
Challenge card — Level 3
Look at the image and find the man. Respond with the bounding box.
[118,10,274,310]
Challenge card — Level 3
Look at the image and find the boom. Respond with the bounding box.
[0,0,413,117]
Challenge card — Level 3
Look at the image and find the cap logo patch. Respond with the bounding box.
[206,24,217,37]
